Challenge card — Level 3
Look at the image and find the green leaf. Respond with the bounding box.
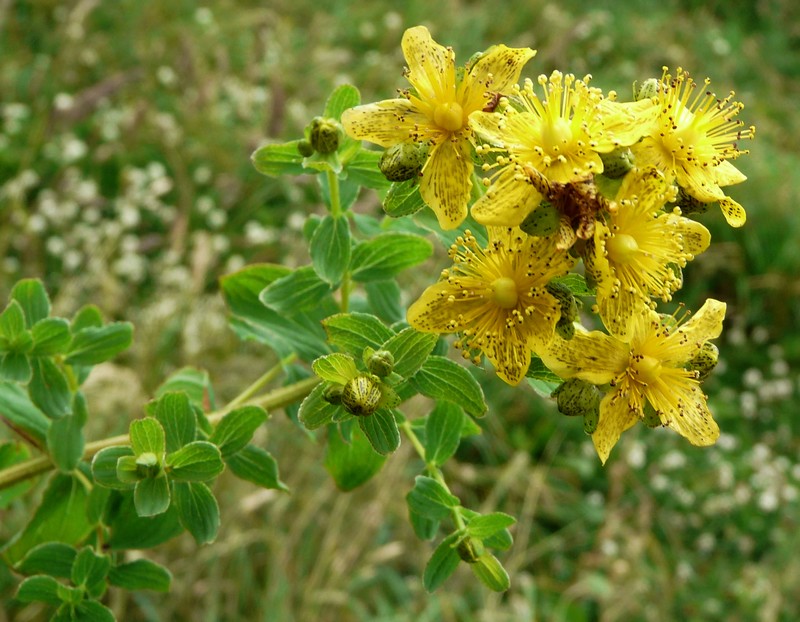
[71,547,111,595]
[0,381,50,445]
[155,367,215,411]
[109,559,172,592]
[86,486,112,526]
[346,149,390,190]
[46,392,88,472]
[425,402,464,466]
[30,318,71,356]
[350,233,433,282]
[525,356,563,384]
[74,600,116,622]
[311,353,358,385]
[466,512,517,539]
[423,533,461,593]
[116,455,142,484]
[550,273,596,296]
[151,392,196,453]
[322,312,394,356]
[107,493,183,550]
[11,279,51,328]
[29,358,72,420]
[411,356,487,418]
[324,83,360,119]
[15,542,77,578]
[0,442,33,509]
[0,299,27,341]
[297,382,340,430]
[64,322,133,366]
[166,441,224,482]
[470,554,510,592]
[210,406,267,459]
[134,476,171,517]
[1,473,93,566]
[365,280,404,324]
[324,424,385,490]
[129,418,166,457]
[91,447,136,490]
[0,351,31,382]
[409,509,439,541]
[172,482,220,545]
[71,304,104,331]
[380,327,438,379]
[225,444,288,492]
[15,575,61,605]
[309,214,351,285]
[220,264,328,361]
[259,266,333,313]
[251,140,305,177]
[358,409,400,455]
[383,179,426,218]
[406,475,460,521]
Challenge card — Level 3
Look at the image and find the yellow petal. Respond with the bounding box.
[648,374,719,446]
[595,99,658,150]
[471,168,541,226]
[540,330,629,385]
[593,389,641,464]
[401,26,456,103]
[713,159,747,187]
[485,335,533,386]
[719,196,747,227]
[419,139,472,230]
[406,281,465,334]
[664,298,726,363]
[469,110,511,147]
[677,165,725,203]
[668,213,711,255]
[341,99,430,147]
[460,45,536,111]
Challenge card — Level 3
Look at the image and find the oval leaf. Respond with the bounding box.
[311,353,358,385]
[134,476,171,517]
[92,447,136,490]
[129,418,166,457]
[210,406,267,459]
[15,575,61,605]
[172,482,220,545]
[11,279,51,328]
[259,266,333,314]
[322,312,394,357]
[424,402,464,466]
[324,425,385,491]
[410,356,487,417]
[16,542,77,579]
[350,233,432,282]
[466,512,517,540]
[251,140,305,177]
[383,179,426,218]
[167,441,224,482]
[357,409,400,455]
[30,318,71,356]
[65,322,133,366]
[380,327,438,379]
[423,533,461,593]
[406,475,460,521]
[310,214,351,285]
[150,392,196,453]
[298,382,340,430]
[109,559,172,592]
[29,358,72,419]
[225,444,288,492]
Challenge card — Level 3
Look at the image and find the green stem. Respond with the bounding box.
[340,271,351,313]
[327,169,341,218]
[0,376,320,492]
[225,353,297,410]
[399,420,465,532]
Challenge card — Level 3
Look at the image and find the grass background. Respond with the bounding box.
[2,0,800,620]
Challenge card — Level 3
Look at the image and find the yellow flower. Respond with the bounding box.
[541,299,726,463]
[407,228,575,385]
[630,67,755,227]
[341,26,535,230]
[469,71,656,227]
[586,167,711,339]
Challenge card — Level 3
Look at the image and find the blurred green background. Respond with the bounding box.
[2,0,800,620]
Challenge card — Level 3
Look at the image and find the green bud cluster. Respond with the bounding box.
[367,349,395,378]
[307,116,343,154]
[599,147,634,179]
[456,536,486,564]
[341,375,383,417]
[551,378,601,417]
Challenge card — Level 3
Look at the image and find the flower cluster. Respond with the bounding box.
[343,26,754,463]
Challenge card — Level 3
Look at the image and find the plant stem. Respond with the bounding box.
[399,420,465,532]
[0,376,320,492]
[327,169,341,219]
[225,353,297,410]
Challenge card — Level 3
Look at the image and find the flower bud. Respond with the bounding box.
[379,142,428,182]
[583,405,599,435]
[341,375,383,417]
[323,384,344,405]
[546,281,578,324]
[600,147,634,179]
[520,201,560,237]
[634,78,660,101]
[135,452,161,478]
[552,378,601,417]
[367,349,395,378]
[686,342,719,382]
[308,116,343,154]
[297,139,315,157]
[555,319,575,340]
[456,536,485,564]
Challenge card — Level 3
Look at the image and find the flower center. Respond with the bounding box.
[491,277,518,309]
[606,233,639,264]
[633,354,662,385]
[433,102,464,132]
[659,114,702,160]
[542,117,573,154]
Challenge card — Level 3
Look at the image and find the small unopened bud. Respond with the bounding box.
[367,349,394,378]
[341,375,382,417]
[555,320,575,340]
[379,142,428,182]
[456,536,485,564]
[686,342,719,382]
[552,378,601,417]
[308,117,343,154]
[642,403,663,428]
[600,147,634,179]
[634,78,660,101]
[583,406,599,435]
[297,139,314,157]
[546,281,578,323]
[136,452,161,478]
[323,384,344,405]
[520,202,560,237]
